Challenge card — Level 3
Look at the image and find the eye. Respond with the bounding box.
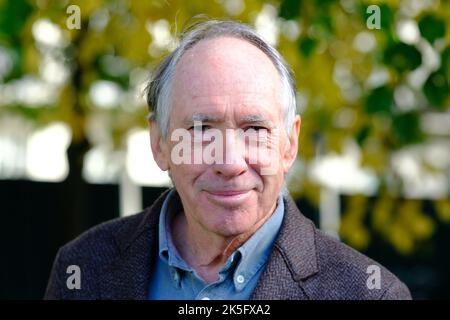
[245,126,267,132]
[188,125,211,132]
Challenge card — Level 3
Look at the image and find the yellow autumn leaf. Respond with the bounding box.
[435,200,450,223]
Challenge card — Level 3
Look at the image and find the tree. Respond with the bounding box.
[0,0,449,253]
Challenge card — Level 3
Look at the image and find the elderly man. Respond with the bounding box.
[45,20,411,300]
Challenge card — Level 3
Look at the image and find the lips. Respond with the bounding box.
[203,189,252,206]
[206,190,249,196]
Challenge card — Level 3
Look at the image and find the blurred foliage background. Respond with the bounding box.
[1,0,450,298]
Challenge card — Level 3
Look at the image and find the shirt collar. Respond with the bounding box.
[158,189,285,291]
[158,189,192,272]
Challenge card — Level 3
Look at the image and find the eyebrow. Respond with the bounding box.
[182,113,221,126]
[239,114,273,127]
[183,113,273,127]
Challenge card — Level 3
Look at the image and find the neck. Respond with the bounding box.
[171,209,274,283]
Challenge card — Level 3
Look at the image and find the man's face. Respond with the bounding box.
[151,37,300,237]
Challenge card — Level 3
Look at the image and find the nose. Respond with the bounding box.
[212,130,247,178]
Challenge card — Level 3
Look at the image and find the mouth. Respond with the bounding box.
[204,189,252,206]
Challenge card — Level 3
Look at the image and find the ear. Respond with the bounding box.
[282,115,301,173]
[149,119,170,171]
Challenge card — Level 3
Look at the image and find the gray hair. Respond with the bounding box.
[146,20,297,138]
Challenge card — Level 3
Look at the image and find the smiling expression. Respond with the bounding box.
[151,36,300,237]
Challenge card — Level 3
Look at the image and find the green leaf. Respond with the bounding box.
[298,36,318,58]
[356,125,371,146]
[1,45,23,82]
[392,112,423,146]
[418,14,446,43]
[314,0,336,7]
[423,70,449,109]
[278,0,302,20]
[441,46,450,73]
[313,14,333,36]
[0,0,33,40]
[365,86,394,115]
[383,43,422,73]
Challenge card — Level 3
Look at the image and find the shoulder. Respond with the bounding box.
[44,188,172,299]
[306,228,411,299]
[44,211,150,299]
[273,195,412,300]
[60,212,147,266]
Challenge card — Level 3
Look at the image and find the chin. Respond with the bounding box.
[204,207,257,237]
[210,224,253,238]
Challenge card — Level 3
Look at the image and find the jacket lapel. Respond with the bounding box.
[251,195,319,300]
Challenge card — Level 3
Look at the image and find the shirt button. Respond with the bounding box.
[201,297,210,300]
[236,275,245,284]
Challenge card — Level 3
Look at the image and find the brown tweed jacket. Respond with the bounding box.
[45,189,411,300]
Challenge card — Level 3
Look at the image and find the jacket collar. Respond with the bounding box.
[275,195,318,281]
[251,195,319,299]
[99,189,318,299]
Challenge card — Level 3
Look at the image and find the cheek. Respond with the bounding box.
[246,135,285,176]
[169,163,208,189]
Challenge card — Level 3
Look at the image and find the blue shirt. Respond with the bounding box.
[148,189,285,300]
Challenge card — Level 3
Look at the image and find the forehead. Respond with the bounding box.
[180,94,276,124]
[171,37,283,121]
